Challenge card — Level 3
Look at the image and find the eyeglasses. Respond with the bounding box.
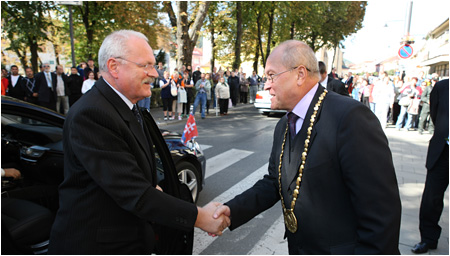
[266,65,313,83]
[43,65,50,68]
[114,57,155,72]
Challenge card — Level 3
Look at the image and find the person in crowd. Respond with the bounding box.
[404,78,421,131]
[169,71,183,120]
[186,65,193,80]
[224,71,230,84]
[215,77,230,116]
[390,76,402,125]
[67,67,84,106]
[228,71,240,107]
[55,65,70,114]
[248,71,260,104]
[182,70,194,118]
[48,30,229,255]
[360,78,371,108]
[84,58,99,80]
[34,63,57,110]
[368,79,376,113]
[212,40,401,254]
[411,79,449,254]
[7,65,25,100]
[372,72,395,130]
[81,71,96,94]
[205,73,214,114]
[175,72,187,120]
[77,62,86,79]
[22,67,38,104]
[155,62,165,89]
[395,78,416,130]
[318,61,347,96]
[1,68,9,95]
[344,71,354,95]
[160,71,174,121]
[239,72,249,104]
[418,78,437,135]
[192,66,202,86]
[192,73,211,119]
[328,67,339,80]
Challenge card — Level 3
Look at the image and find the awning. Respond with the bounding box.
[421,55,449,66]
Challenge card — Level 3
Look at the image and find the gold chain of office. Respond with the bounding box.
[278,89,328,233]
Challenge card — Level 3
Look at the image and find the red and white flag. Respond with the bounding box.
[181,114,198,145]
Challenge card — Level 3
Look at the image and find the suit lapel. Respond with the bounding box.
[286,86,325,189]
[94,79,154,181]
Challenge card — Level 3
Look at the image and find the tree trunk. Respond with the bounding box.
[28,36,39,74]
[54,43,60,65]
[210,14,216,72]
[256,11,265,69]
[332,45,337,70]
[14,48,28,72]
[81,2,96,59]
[232,1,243,70]
[265,2,275,65]
[176,1,189,70]
[253,42,260,73]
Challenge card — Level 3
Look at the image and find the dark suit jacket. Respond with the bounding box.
[426,79,449,170]
[7,75,25,100]
[34,72,57,103]
[226,86,401,254]
[48,78,197,254]
[325,77,349,97]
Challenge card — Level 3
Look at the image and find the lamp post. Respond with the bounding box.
[57,1,81,67]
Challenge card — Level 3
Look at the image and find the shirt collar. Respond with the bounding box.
[289,83,319,121]
[321,75,328,86]
[103,78,134,110]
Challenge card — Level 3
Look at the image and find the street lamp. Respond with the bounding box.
[57,1,82,67]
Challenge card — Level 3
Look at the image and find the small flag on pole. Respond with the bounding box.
[181,114,198,145]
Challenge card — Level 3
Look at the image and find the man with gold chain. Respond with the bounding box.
[213,40,402,254]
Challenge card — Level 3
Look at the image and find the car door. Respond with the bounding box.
[141,109,194,255]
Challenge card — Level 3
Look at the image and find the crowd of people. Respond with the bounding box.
[153,63,266,120]
[1,59,100,115]
[1,59,270,120]
[320,67,442,135]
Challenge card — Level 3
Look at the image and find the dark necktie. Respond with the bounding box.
[287,112,299,141]
[132,105,143,128]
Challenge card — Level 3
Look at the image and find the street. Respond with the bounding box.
[156,103,448,255]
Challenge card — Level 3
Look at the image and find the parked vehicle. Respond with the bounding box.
[254,90,286,115]
[1,96,206,254]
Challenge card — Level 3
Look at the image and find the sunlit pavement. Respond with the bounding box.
[385,125,449,255]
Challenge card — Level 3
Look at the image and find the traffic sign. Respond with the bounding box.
[398,44,413,59]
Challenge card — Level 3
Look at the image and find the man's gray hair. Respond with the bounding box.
[273,40,320,80]
[98,30,148,72]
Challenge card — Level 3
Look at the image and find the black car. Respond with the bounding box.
[1,96,206,254]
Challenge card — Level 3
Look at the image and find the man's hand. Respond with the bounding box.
[195,202,230,236]
[3,168,22,179]
[208,204,231,237]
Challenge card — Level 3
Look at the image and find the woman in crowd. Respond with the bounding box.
[81,71,96,94]
[372,73,395,130]
[395,77,416,130]
[160,71,173,121]
[182,70,194,118]
[176,73,187,120]
[239,72,248,104]
[360,79,371,108]
[170,71,182,120]
[215,77,230,116]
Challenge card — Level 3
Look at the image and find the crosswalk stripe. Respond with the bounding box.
[193,163,269,255]
[204,149,254,179]
[248,214,288,254]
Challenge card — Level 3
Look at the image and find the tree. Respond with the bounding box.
[2,1,54,73]
[232,1,243,70]
[164,1,211,69]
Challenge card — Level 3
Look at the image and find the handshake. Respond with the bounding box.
[195,202,231,237]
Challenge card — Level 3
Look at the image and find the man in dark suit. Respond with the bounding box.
[66,67,84,106]
[48,30,229,254]
[345,71,354,95]
[33,63,57,111]
[213,40,401,254]
[83,58,99,80]
[412,79,449,254]
[318,61,348,97]
[6,65,25,100]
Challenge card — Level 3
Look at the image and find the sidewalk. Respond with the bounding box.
[387,126,449,255]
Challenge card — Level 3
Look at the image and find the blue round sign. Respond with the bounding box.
[398,44,413,59]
